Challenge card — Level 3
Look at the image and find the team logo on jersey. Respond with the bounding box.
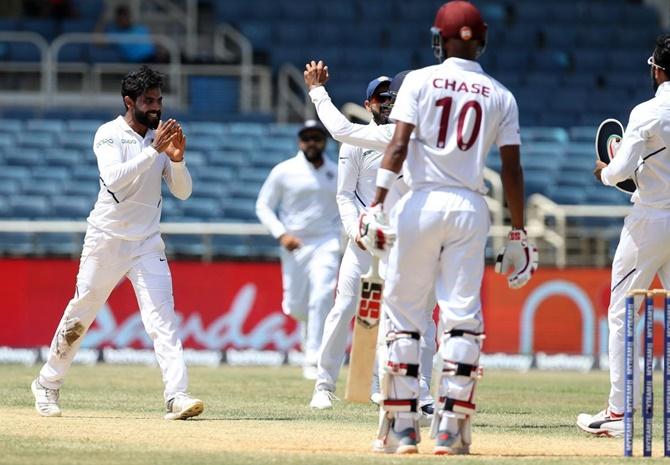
[460,26,472,41]
[95,138,113,148]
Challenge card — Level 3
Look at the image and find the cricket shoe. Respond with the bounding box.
[31,378,62,417]
[164,393,204,420]
[576,408,624,437]
[419,401,435,427]
[310,388,338,410]
[373,426,419,454]
[433,428,469,455]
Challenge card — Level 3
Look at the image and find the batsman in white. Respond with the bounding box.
[31,66,204,420]
[362,1,537,454]
[307,75,436,418]
[256,121,341,380]
[577,34,670,438]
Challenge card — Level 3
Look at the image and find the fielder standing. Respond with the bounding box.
[306,73,436,419]
[256,121,341,380]
[577,34,670,438]
[359,1,537,454]
[31,66,204,420]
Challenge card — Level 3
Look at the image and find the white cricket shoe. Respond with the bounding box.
[164,393,204,420]
[419,401,434,427]
[310,388,338,410]
[370,392,383,405]
[576,408,624,437]
[31,378,62,417]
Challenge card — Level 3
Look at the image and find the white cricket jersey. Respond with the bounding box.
[602,81,670,210]
[256,151,340,239]
[337,132,407,241]
[88,116,192,240]
[390,57,521,193]
[310,86,393,151]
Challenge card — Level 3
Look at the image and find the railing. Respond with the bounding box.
[213,24,258,113]
[277,63,313,123]
[0,30,272,114]
[527,194,631,268]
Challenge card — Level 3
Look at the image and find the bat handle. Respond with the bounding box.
[370,256,380,276]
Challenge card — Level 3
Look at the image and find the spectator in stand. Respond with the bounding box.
[97,4,167,63]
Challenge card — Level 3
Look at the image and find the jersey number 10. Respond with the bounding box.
[436,97,483,150]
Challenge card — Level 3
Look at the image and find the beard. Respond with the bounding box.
[134,107,161,129]
[303,145,324,162]
[371,108,390,125]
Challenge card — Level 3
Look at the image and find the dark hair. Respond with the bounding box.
[121,65,164,109]
[653,34,670,71]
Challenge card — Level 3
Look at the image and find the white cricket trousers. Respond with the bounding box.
[316,240,436,400]
[382,187,488,431]
[608,207,670,413]
[279,233,341,363]
[39,226,188,401]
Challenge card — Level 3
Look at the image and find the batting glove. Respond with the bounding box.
[495,229,539,289]
[358,204,396,259]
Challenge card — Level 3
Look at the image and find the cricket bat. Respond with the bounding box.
[345,256,383,403]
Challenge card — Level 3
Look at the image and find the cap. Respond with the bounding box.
[298,119,328,137]
[433,1,487,42]
[379,70,411,98]
[366,76,392,100]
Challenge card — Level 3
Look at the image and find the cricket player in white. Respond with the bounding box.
[357,1,537,454]
[31,66,204,421]
[577,34,670,438]
[256,120,341,380]
[305,73,437,417]
[308,76,436,415]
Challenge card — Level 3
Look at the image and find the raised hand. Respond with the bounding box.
[165,124,186,162]
[304,60,330,91]
[151,119,178,153]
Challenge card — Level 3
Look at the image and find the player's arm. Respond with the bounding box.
[255,168,286,238]
[600,111,657,186]
[163,125,192,200]
[96,119,177,192]
[336,144,363,242]
[499,145,525,229]
[305,60,392,151]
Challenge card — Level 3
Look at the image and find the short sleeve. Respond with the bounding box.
[496,91,521,147]
[389,71,421,126]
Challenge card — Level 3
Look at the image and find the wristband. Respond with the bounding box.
[376,168,397,190]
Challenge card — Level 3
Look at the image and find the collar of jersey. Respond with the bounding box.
[656,80,670,97]
[442,57,482,72]
[116,115,154,140]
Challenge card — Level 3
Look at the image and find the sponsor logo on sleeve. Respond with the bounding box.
[95,138,114,149]
[121,139,137,144]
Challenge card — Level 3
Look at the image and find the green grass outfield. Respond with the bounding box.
[0,364,666,464]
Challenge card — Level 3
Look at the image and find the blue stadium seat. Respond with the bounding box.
[208,150,247,168]
[227,122,268,137]
[573,50,609,72]
[238,21,275,50]
[26,119,66,133]
[66,120,103,132]
[521,127,569,144]
[23,179,64,197]
[190,166,236,183]
[9,195,49,218]
[5,150,41,167]
[563,144,595,171]
[239,167,270,184]
[45,149,82,167]
[21,19,59,41]
[0,119,23,132]
[223,200,258,222]
[188,121,227,137]
[192,182,228,199]
[163,234,207,256]
[35,233,81,256]
[182,150,207,168]
[16,131,56,149]
[59,131,93,150]
[33,166,71,183]
[0,178,20,196]
[545,187,587,205]
[0,233,35,255]
[182,197,223,220]
[186,134,223,152]
[569,126,597,143]
[0,133,16,148]
[7,42,42,62]
[220,137,257,152]
[60,18,97,33]
[63,182,99,200]
[0,166,31,186]
[229,183,264,201]
[50,196,93,219]
[88,45,124,63]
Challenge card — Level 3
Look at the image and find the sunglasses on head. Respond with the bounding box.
[300,134,325,142]
[648,56,666,71]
